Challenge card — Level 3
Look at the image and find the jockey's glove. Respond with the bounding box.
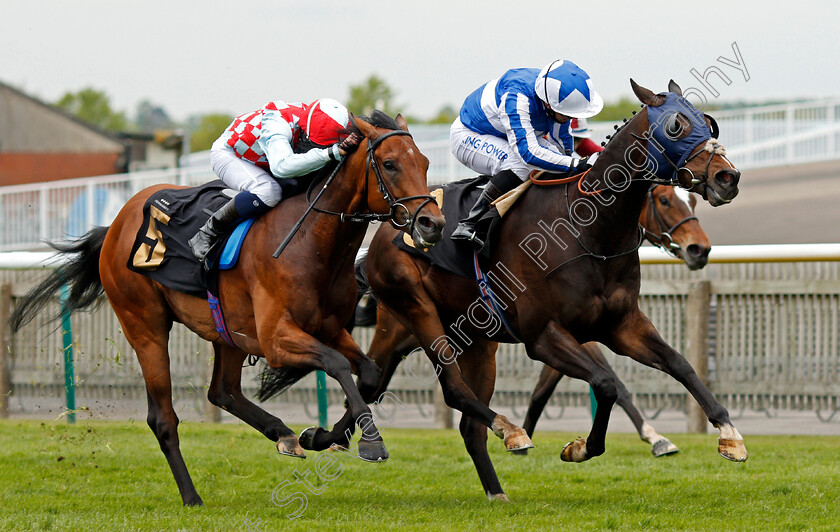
[338,132,363,156]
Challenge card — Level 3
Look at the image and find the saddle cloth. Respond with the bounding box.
[127,173,318,298]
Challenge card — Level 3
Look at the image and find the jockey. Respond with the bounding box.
[570,118,604,157]
[449,60,603,245]
[189,98,362,261]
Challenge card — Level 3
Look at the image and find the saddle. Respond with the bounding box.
[127,175,315,298]
[393,176,531,279]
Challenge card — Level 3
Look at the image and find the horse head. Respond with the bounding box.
[642,185,711,270]
[349,112,445,247]
[630,79,741,207]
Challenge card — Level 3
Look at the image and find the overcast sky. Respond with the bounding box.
[2,1,839,122]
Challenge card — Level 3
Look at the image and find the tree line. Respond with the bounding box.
[54,75,665,153]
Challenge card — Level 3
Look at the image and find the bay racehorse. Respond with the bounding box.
[355,183,712,459]
[10,112,445,506]
[346,80,744,500]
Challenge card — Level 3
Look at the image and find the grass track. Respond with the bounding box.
[1,420,839,531]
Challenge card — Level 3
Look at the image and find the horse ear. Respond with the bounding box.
[351,113,376,138]
[630,79,666,107]
[395,113,410,132]
[668,79,683,96]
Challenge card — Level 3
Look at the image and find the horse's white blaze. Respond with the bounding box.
[674,187,693,211]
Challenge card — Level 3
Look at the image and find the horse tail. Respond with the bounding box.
[10,226,108,333]
[256,363,312,402]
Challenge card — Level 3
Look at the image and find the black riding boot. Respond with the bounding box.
[188,198,241,261]
[450,170,521,247]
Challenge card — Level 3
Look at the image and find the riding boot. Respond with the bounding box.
[450,169,521,247]
[188,198,242,262]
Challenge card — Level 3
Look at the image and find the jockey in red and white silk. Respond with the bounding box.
[218,99,350,178]
[570,118,604,157]
[189,98,358,262]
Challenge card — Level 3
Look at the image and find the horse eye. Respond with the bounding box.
[658,196,670,206]
[383,160,397,172]
[663,113,685,140]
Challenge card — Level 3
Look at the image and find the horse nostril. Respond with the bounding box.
[417,215,435,230]
[686,244,710,260]
[715,169,739,188]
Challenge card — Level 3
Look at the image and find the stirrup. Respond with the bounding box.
[452,225,484,248]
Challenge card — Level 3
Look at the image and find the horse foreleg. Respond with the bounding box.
[266,329,389,463]
[207,343,303,458]
[527,324,620,463]
[612,376,680,457]
[608,310,747,462]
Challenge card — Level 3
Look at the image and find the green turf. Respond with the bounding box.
[1,419,838,531]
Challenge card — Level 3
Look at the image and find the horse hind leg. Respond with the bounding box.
[207,344,304,458]
[457,343,508,501]
[582,343,680,457]
[128,314,202,505]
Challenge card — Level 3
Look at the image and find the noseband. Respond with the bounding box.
[642,185,698,256]
[309,129,436,237]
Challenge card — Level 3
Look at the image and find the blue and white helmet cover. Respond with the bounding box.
[534,60,604,118]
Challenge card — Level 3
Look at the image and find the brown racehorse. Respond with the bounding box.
[9,112,445,506]
[355,183,712,459]
[348,80,745,501]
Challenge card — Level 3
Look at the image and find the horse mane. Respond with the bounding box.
[350,109,400,133]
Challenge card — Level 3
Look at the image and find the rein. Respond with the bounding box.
[308,130,436,237]
[273,129,436,259]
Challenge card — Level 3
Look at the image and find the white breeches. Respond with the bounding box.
[210,139,281,207]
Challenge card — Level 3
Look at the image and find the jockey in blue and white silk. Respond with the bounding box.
[449,60,604,246]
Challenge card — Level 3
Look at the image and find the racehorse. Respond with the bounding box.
[356,183,712,458]
[9,112,445,506]
[350,80,744,501]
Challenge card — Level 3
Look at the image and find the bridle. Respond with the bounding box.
[308,129,436,237]
[642,185,698,257]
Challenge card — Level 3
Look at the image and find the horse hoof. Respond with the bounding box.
[298,427,324,451]
[504,430,534,452]
[561,438,588,462]
[718,438,748,462]
[183,495,204,507]
[651,438,680,457]
[276,436,306,459]
[358,439,389,463]
[487,493,510,503]
[511,447,530,456]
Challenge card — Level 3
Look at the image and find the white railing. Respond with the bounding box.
[3,245,839,421]
[3,99,840,251]
[0,167,215,251]
[713,99,840,169]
